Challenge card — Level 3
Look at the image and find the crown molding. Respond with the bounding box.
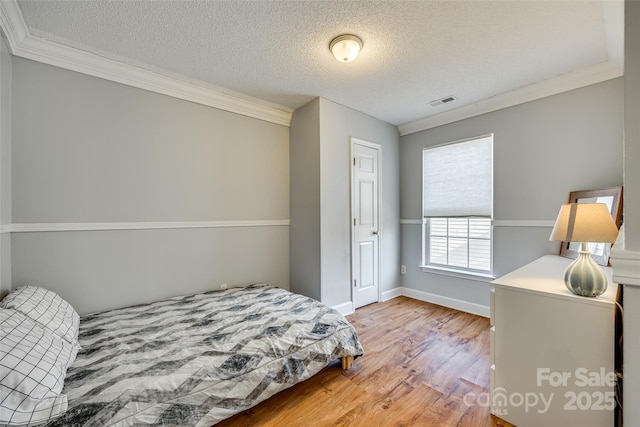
[398,61,623,136]
[1,0,622,132]
[0,1,292,127]
[0,0,27,48]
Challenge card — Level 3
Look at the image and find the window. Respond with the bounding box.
[422,135,493,275]
[428,217,492,272]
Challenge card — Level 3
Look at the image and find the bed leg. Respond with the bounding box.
[341,355,354,370]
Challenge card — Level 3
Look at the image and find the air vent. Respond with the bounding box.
[429,95,457,107]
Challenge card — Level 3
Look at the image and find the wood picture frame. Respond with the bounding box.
[558,186,623,266]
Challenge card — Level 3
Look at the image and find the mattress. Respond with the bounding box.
[43,284,364,426]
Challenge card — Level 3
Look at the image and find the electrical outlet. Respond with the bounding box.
[220,283,228,290]
[401,265,406,275]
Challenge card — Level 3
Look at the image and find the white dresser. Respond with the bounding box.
[490,255,616,427]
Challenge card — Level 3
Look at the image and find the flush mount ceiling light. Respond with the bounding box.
[329,34,363,63]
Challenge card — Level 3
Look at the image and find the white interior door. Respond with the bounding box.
[351,139,380,309]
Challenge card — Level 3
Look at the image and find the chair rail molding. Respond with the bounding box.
[610,239,640,286]
[7,220,290,233]
[400,219,556,228]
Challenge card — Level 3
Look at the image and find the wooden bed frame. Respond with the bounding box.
[341,355,354,369]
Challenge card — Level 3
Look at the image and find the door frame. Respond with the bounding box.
[350,137,382,309]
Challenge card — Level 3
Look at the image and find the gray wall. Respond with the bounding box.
[625,0,640,251]
[400,78,624,308]
[290,97,400,309]
[319,98,400,308]
[622,2,640,422]
[289,98,321,301]
[0,35,11,298]
[11,58,290,314]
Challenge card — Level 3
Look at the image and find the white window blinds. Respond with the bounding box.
[422,135,493,218]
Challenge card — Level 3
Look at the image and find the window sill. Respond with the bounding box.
[419,265,495,283]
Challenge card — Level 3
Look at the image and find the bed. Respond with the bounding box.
[0,284,364,426]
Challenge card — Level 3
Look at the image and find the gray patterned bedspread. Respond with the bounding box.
[44,284,364,426]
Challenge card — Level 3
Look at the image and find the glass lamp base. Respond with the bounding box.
[564,250,608,297]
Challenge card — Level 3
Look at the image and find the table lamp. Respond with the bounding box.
[549,203,619,297]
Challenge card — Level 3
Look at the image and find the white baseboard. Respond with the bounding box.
[381,287,403,301]
[400,287,490,318]
[377,286,489,318]
[331,301,354,316]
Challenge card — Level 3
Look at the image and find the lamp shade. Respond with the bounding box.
[549,203,619,243]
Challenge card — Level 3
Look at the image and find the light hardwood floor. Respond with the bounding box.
[217,296,515,427]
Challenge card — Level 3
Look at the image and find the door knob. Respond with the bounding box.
[372,230,379,235]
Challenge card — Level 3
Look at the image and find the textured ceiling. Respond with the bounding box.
[15,0,622,127]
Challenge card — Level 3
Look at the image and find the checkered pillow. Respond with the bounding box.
[0,309,78,426]
[0,286,80,345]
